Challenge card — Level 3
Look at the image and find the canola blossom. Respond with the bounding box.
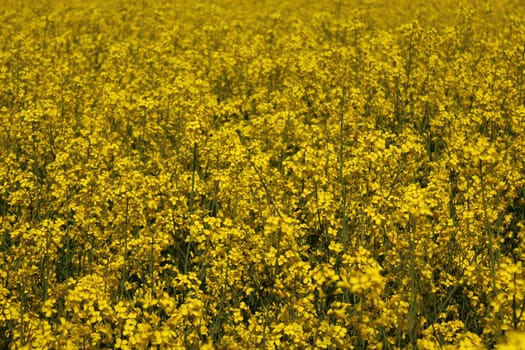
[1,0,525,348]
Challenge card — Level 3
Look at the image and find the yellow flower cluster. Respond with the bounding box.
[1,0,525,348]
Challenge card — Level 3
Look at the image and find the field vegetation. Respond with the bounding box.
[1,0,525,348]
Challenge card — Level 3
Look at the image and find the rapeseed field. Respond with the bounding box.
[1,0,525,348]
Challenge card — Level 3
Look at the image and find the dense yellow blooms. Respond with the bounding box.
[1,0,525,348]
